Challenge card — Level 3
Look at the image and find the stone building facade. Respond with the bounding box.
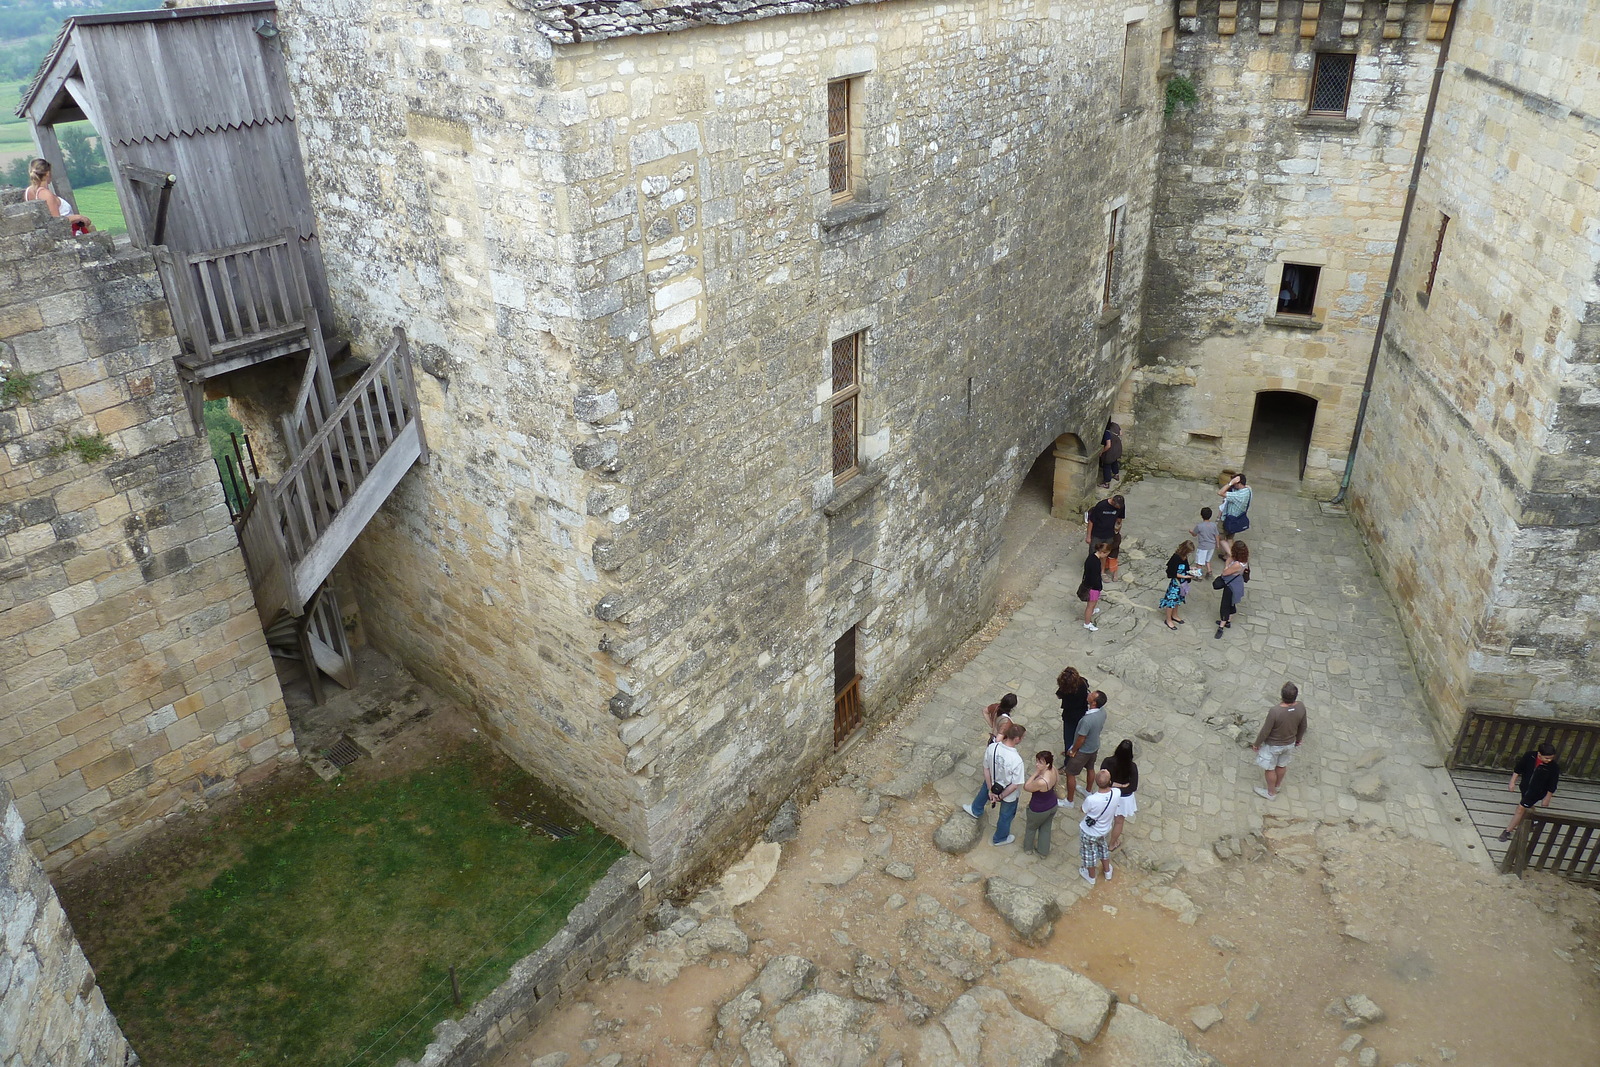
[0,777,134,1067]
[1132,0,1444,493]
[277,0,1172,883]
[0,198,294,870]
[1349,0,1600,739]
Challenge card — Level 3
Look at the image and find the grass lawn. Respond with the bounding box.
[62,739,625,1067]
[70,180,126,234]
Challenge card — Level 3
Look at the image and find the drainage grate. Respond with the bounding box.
[324,734,363,768]
[525,817,578,840]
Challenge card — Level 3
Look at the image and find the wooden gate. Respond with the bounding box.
[833,675,863,749]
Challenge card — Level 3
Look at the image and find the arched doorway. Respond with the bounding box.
[1245,391,1318,480]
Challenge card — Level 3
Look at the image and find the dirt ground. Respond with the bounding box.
[510,765,1600,1066]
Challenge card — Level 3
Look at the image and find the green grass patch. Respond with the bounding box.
[70,746,625,1067]
[70,180,126,235]
[53,431,114,463]
[203,397,249,512]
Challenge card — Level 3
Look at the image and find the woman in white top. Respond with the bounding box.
[24,159,95,234]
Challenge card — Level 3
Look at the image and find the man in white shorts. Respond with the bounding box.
[1251,682,1307,800]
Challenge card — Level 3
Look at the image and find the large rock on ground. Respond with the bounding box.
[623,916,749,982]
[721,841,782,905]
[985,877,1061,942]
[753,955,817,1006]
[771,992,879,1067]
[919,986,1077,1066]
[934,807,983,854]
[1096,1003,1221,1067]
[901,894,994,983]
[990,958,1115,1042]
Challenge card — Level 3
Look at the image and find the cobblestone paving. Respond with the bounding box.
[894,475,1489,909]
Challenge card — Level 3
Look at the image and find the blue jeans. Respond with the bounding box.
[971,783,1019,842]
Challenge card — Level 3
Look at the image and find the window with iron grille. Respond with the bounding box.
[1424,212,1450,297]
[1102,206,1123,310]
[827,78,854,200]
[829,332,863,483]
[1277,263,1321,316]
[1309,52,1356,115]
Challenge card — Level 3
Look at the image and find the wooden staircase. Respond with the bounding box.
[234,327,428,701]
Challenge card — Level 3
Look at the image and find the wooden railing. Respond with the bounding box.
[236,327,426,618]
[235,487,294,627]
[1500,812,1600,884]
[155,229,314,370]
[833,675,863,749]
[1450,711,1600,781]
[282,333,339,460]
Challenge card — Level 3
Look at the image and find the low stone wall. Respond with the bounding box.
[400,854,653,1067]
[0,777,135,1067]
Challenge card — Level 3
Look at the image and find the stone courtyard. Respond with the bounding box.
[917,473,1489,892]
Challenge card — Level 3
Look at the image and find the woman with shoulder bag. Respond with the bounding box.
[1214,541,1249,638]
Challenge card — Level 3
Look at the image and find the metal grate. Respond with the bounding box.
[324,734,363,768]
[831,333,858,393]
[832,396,858,478]
[1309,52,1355,114]
[827,78,851,196]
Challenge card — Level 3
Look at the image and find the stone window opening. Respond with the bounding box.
[1277,263,1321,317]
[833,624,863,749]
[829,331,863,484]
[1101,206,1124,310]
[1424,212,1451,298]
[826,77,860,202]
[1308,52,1356,116]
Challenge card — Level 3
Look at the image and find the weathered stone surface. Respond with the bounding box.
[0,783,133,1067]
[901,894,995,985]
[1342,994,1386,1028]
[1143,885,1201,925]
[1096,1003,1220,1067]
[990,958,1115,1043]
[934,808,983,855]
[1350,774,1386,802]
[1190,1004,1224,1032]
[885,861,916,881]
[720,841,782,906]
[984,877,1061,941]
[920,986,1077,1067]
[764,800,800,843]
[770,992,878,1067]
[752,955,816,1006]
[814,851,866,886]
[623,916,749,981]
[878,744,960,799]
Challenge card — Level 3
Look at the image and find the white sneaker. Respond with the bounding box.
[1093,606,1102,615]
[964,804,981,819]
[1253,787,1275,800]
[1080,868,1096,885]
[996,835,1016,846]
[1104,866,1114,881]
[1083,623,1098,632]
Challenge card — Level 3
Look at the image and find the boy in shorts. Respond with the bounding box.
[1191,507,1219,578]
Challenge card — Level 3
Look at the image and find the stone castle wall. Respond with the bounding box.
[280,0,1170,883]
[277,0,649,856]
[1133,0,1439,493]
[1350,0,1600,739]
[0,199,294,871]
[0,777,134,1067]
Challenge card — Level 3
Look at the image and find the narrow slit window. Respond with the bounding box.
[827,78,853,200]
[1277,263,1322,316]
[829,332,862,483]
[1309,52,1356,115]
[1102,206,1123,310]
[1119,22,1142,109]
[1425,213,1450,297]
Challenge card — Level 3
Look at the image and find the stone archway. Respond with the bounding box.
[1245,391,1319,480]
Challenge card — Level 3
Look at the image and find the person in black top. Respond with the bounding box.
[1100,739,1139,851]
[1084,494,1125,547]
[1056,666,1090,796]
[1097,421,1123,488]
[1082,543,1108,632]
[1499,742,1560,841]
